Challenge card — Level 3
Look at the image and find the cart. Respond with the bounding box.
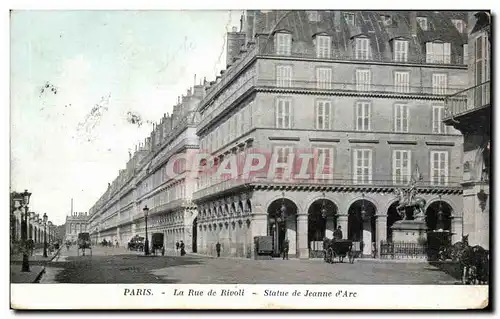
[324,238,356,263]
[151,233,165,256]
[77,232,92,257]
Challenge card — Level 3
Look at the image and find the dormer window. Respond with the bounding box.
[452,19,466,33]
[381,15,393,26]
[426,41,451,64]
[355,37,370,60]
[316,35,331,58]
[394,39,409,62]
[275,32,292,56]
[307,11,320,22]
[344,12,355,26]
[417,17,428,31]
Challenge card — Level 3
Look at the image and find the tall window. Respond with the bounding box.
[432,73,448,95]
[276,98,292,128]
[344,12,355,26]
[474,35,490,107]
[276,65,292,87]
[426,42,451,64]
[432,103,446,134]
[316,67,332,89]
[463,44,469,65]
[394,71,410,93]
[430,151,449,186]
[394,40,409,62]
[417,17,428,30]
[316,35,331,58]
[394,103,409,132]
[276,146,293,164]
[356,101,371,131]
[393,150,411,185]
[315,148,334,176]
[353,149,372,184]
[316,100,331,130]
[452,19,466,33]
[276,33,292,56]
[356,69,371,91]
[355,38,370,60]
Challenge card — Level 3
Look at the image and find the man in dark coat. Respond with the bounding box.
[282,239,289,260]
[333,226,343,240]
[180,241,185,256]
[176,241,180,255]
[216,242,221,257]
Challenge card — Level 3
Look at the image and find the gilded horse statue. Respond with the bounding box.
[394,186,426,220]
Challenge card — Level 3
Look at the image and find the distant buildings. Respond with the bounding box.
[444,11,491,249]
[87,11,473,259]
[64,212,89,242]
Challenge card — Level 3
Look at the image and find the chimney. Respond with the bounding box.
[410,11,417,37]
[194,74,197,86]
[232,26,237,32]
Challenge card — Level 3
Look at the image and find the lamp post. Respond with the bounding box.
[361,193,367,219]
[21,189,32,272]
[143,205,150,256]
[43,213,48,258]
[321,192,328,219]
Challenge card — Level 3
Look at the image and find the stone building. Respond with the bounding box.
[10,191,57,246]
[192,10,469,259]
[87,84,203,251]
[444,11,490,249]
[64,212,89,242]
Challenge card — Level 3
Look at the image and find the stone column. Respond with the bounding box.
[451,216,463,245]
[286,214,297,257]
[250,212,268,258]
[337,214,348,239]
[375,215,387,258]
[296,214,309,259]
[325,216,335,239]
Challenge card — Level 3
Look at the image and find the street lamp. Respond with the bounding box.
[321,192,328,219]
[21,189,31,272]
[361,193,367,219]
[43,213,48,258]
[143,205,150,256]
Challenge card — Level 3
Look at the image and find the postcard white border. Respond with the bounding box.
[10,284,488,310]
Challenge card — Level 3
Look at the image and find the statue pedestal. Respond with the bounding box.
[391,220,427,243]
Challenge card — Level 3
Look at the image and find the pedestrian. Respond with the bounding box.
[180,241,186,256]
[115,240,119,248]
[176,241,180,255]
[333,226,343,240]
[161,246,165,256]
[282,239,289,260]
[216,242,221,257]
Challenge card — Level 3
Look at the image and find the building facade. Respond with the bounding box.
[64,212,89,242]
[87,85,203,252]
[10,192,58,247]
[444,11,490,249]
[192,10,469,259]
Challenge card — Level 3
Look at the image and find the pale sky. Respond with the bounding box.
[10,10,242,225]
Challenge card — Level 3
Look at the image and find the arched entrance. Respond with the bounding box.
[192,217,198,253]
[308,197,338,257]
[425,200,453,257]
[348,198,377,256]
[387,202,403,242]
[267,197,298,257]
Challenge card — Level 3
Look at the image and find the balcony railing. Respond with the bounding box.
[444,81,491,120]
[257,79,466,96]
[259,46,466,66]
[193,174,462,201]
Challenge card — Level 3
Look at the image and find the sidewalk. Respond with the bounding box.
[10,247,61,283]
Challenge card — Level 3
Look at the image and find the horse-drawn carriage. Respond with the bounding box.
[127,235,145,252]
[77,232,92,256]
[323,238,360,264]
[151,233,165,256]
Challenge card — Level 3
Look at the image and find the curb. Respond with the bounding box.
[33,246,62,283]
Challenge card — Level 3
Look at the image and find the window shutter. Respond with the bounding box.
[288,100,294,128]
[426,42,433,63]
[325,101,331,129]
[444,42,451,63]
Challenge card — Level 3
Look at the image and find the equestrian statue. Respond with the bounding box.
[393,165,426,221]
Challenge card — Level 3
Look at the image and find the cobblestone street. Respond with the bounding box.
[39,246,459,284]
